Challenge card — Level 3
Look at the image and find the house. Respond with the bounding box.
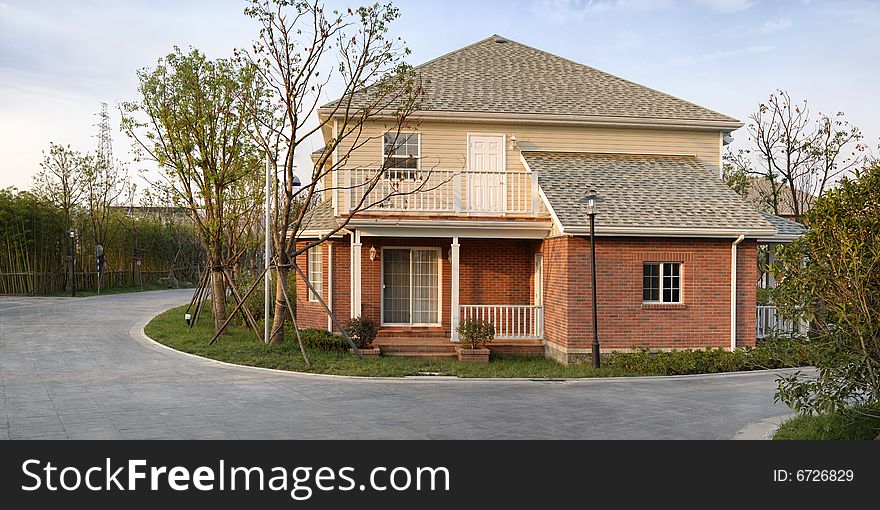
[742,177,816,223]
[294,35,800,363]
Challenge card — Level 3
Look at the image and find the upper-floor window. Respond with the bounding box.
[643,262,681,303]
[383,132,420,179]
[308,246,323,302]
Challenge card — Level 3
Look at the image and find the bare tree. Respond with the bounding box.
[746,90,865,222]
[241,0,432,345]
[121,47,266,333]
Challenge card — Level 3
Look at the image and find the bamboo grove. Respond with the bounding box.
[0,187,203,295]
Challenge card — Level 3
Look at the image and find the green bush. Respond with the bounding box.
[457,319,495,349]
[345,316,378,349]
[296,328,348,353]
[599,337,814,376]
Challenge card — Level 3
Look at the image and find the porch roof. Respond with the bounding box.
[296,201,338,236]
[524,151,778,238]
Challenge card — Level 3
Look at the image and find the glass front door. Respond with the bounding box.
[382,248,439,325]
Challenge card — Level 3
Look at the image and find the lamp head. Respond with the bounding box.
[582,188,602,215]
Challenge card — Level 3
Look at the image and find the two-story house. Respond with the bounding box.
[293,35,801,363]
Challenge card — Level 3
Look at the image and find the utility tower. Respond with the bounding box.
[96,102,113,172]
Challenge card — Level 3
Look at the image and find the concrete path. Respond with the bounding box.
[0,290,797,439]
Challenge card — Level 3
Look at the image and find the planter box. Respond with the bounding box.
[350,347,381,358]
[456,346,490,363]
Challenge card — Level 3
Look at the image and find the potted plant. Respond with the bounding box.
[344,316,380,357]
[455,318,494,363]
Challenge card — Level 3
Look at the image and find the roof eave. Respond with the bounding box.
[316,108,743,131]
[561,225,778,238]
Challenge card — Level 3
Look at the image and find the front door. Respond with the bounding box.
[467,135,506,212]
[382,248,440,325]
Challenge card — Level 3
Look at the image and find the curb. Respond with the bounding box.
[133,303,809,384]
[733,413,795,440]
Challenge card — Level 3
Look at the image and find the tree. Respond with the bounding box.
[33,143,86,234]
[242,0,426,345]
[121,47,266,333]
[82,151,126,290]
[771,163,880,414]
[722,148,751,197]
[745,90,864,221]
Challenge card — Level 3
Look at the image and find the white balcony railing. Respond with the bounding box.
[341,169,542,215]
[756,305,798,339]
[460,304,544,340]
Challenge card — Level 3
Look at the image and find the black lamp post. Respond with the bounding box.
[583,189,602,368]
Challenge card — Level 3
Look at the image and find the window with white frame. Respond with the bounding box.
[643,262,681,303]
[383,132,420,179]
[307,246,323,302]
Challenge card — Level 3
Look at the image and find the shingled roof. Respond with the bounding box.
[525,152,776,237]
[322,35,739,125]
[298,200,337,235]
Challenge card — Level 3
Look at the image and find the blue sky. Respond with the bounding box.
[1,0,878,191]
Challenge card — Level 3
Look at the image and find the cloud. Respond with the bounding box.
[669,44,772,66]
[530,0,753,23]
[689,0,755,12]
[756,17,793,34]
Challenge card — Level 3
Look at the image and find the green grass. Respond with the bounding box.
[773,404,880,440]
[46,281,194,297]
[145,305,636,378]
[145,304,814,379]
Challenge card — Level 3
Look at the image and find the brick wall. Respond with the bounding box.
[294,239,350,331]
[296,234,760,359]
[542,236,758,361]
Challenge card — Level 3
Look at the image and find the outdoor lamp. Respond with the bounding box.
[369,246,377,261]
[581,188,603,368]
[184,313,192,326]
[292,175,301,187]
[69,229,75,238]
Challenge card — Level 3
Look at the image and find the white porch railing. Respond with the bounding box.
[342,169,542,215]
[460,304,544,340]
[756,305,798,339]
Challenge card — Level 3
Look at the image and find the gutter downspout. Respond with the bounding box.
[730,234,746,351]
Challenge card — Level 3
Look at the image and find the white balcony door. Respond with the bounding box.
[382,248,440,325]
[467,135,506,212]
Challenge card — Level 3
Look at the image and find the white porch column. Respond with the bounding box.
[451,237,460,340]
[327,242,333,332]
[351,230,362,318]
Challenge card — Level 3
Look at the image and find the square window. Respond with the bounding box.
[383,132,420,179]
[643,262,681,304]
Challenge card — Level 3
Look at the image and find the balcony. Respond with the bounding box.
[339,169,545,216]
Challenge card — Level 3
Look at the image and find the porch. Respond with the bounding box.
[348,233,547,357]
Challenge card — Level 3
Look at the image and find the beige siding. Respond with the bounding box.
[340,119,723,174]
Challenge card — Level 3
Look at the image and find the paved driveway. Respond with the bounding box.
[0,290,795,439]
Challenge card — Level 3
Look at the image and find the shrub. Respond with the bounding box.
[297,328,348,353]
[344,316,378,349]
[770,164,880,414]
[457,319,495,349]
[599,337,814,376]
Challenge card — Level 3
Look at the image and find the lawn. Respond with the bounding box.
[773,405,880,440]
[145,304,814,379]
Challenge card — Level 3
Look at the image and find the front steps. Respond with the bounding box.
[375,334,545,360]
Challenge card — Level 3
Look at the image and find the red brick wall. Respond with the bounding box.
[294,239,349,331]
[459,239,534,305]
[296,234,760,355]
[542,236,758,357]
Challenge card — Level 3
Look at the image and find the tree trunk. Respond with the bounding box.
[269,264,288,344]
[210,264,227,334]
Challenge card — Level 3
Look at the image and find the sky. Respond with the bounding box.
[1,0,878,194]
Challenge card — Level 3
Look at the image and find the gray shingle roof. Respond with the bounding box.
[526,152,776,235]
[757,211,807,239]
[298,201,337,234]
[323,35,738,124]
